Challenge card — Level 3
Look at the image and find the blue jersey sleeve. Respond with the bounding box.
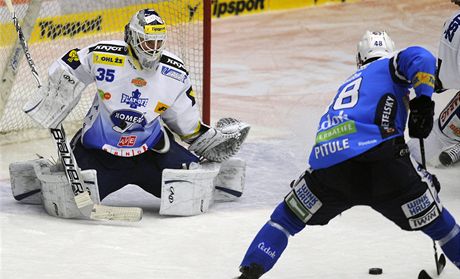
[393,46,437,98]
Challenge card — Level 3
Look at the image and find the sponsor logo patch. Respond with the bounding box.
[439,91,460,128]
[161,66,186,82]
[401,189,435,218]
[257,242,276,259]
[131,77,147,87]
[110,110,146,133]
[316,120,356,143]
[285,178,322,223]
[121,89,148,109]
[89,44,128,55]
[98,89,111,100]
[61,48,81,69]
[154,102,170,114]
[93,53,125,66]
[408,205,440,229]
[117,135,137,147]
[375,94,398,138]
[144,24,166,34]
[102,143,149,157]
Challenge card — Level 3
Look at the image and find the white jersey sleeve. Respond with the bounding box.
[158,51,202,140]
[438,10,460,90]
[50,46,96,85]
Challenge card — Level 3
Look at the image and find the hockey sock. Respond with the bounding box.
[422,209,460,269]
[240,202,306,275]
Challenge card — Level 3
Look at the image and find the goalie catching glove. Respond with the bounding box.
[23,66,85,129]
[189,118,250,162]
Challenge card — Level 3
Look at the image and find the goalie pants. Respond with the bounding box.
[71,133,199,200]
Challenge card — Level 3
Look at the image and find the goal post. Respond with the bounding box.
[0,0,211,144]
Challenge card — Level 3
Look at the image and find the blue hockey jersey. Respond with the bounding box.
[309,46,437,169]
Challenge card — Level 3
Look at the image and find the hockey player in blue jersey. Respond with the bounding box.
[236,31,460,278]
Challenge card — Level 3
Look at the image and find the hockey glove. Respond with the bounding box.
[408,95,434,139]
[189,118,250,162]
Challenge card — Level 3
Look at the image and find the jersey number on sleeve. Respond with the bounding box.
[333,77,362,110]
[96,68,115,82]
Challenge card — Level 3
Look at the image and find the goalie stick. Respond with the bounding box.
[417,139,446,278]
[5,0,142,222]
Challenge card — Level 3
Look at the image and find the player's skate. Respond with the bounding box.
[439,142,460,166]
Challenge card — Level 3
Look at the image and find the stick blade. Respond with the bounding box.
[90,205,143,222]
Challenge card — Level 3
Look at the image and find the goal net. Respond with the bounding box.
[0,0,211,145]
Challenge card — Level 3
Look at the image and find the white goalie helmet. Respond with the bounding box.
[356,31,395,68]
[124,9,167,70]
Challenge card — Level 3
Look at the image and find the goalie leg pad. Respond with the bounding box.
[34,162,100,219]
[160,166,219,216]
[9,159,50,205]
[213,158,246,202]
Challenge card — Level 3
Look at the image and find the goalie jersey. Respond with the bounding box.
[309,46,436,169]
[51,40,201,157]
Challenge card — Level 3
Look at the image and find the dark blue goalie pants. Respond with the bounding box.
[71,134,199,200]
[240,138,460,275]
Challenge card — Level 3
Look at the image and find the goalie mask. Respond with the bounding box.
[125,9,167,70]
[356,31,395,68]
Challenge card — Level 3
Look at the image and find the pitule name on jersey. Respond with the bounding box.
[160,55,188,74]
[313,139,350,159]
[102,143,149,157]
[376,94,397,138]
[439,91,460,128]
[89,44,128,55]
[93,53,125,66]
[444,14,460,43]
[408,205,440,229]
[161,66,186,82]
[285,178,322,223]
[401,189,435,218]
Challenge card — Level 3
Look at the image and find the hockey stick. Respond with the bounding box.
[417,139,446,278]
[5,0,142,222]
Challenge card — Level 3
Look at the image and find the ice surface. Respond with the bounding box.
[1,0,459,278]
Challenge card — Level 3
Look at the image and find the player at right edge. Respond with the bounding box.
[235,7,460,279]
[408,1,460,167]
